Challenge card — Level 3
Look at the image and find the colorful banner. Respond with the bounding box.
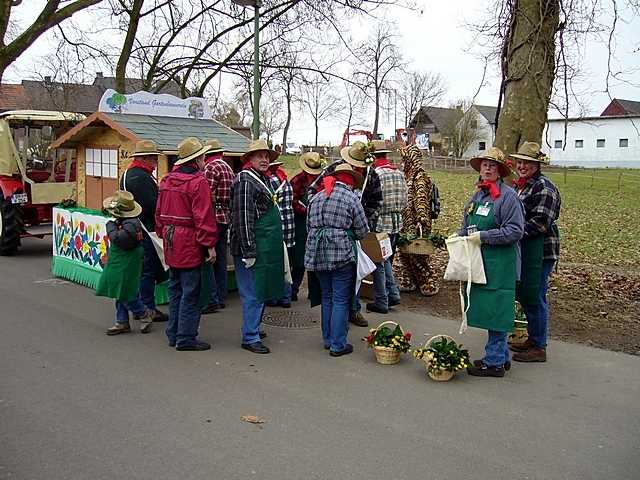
[98,89,212,119]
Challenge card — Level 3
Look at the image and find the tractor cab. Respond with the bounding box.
[0,110,84,254]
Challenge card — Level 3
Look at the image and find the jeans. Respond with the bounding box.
[208,223,229,305]
[316,264,355,352]
[372,258,401,309]
[234,256,265,345]
[115,295,146,324]
[140,232,163,311]
[167,267,202,347]
[484,330,510,367]
[523,259,556,348]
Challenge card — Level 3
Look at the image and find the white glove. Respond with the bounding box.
[242,258,256,268]
[468,231,482,246]
[448,232,459,239]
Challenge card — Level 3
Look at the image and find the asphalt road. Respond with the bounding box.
[1,238,639,480]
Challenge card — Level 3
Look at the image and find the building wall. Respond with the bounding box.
[462,111,495,158]
[542,117,640,167]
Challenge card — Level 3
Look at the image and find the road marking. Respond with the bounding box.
[34,278,71,286]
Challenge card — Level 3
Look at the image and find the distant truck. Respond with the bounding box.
[0,110,84,255]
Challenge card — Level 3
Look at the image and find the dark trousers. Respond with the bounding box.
[291,266,305,298]
[208,223,228,305]
[167,267,202,347]
[140,232,163,311]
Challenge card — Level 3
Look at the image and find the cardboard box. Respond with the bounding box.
[359,274,375,299]
[360,232,392,263]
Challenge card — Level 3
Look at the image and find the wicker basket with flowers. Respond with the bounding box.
[366,321,412,365]
[413,335,471,381]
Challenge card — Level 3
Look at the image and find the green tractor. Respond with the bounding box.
[0,110,84,255]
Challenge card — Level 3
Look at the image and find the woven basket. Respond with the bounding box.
[398,225,435,256]
[508,320,529,345]
[422,334,457,382]
[371,321,404,365]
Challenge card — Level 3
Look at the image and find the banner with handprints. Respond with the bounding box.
[53,207,110,271]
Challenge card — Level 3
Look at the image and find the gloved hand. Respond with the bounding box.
[468,231,482,246]
[448,232,459,239]
[242,258,256,268]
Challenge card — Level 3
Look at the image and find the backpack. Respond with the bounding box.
[430,182,441,219]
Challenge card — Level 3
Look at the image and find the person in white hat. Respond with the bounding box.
[155,137,218,351]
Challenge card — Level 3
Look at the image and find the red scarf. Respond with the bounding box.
[477,180,501,200]
[373,158,397,170]
[269,166,288,183]
[129,159,155,174]
[322,172,355,197]
[513,176,529,190]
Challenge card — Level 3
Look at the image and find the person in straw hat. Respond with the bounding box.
[155,137,218,351]
[308,141,383,327]
[507,142,561,364]
[456,146,524,378]
[304,163,369,357]
[366,140,407,314]
[230,139,284,355]
[201,138,234,315]
[96,190,155,336]
[392,145,439,297]
[289,151,324,301]
[120,139,168,323]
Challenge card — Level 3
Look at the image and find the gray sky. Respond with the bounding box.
[5,0,639,146]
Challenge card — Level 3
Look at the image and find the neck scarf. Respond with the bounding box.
[514,176,529,190]
[130,158,155,174]
[477,180,501,200]
[322,172,355,197]
[373,158,397,170]
[269,166,287,184]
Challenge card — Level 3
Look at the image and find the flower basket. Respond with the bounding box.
[367,321,412,365]
[413,334,470,382]
[508,302,528,345]
[398,225,436,256]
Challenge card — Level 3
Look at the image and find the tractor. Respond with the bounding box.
[0,110,84,255]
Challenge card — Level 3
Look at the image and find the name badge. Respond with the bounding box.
[476,204,491,217]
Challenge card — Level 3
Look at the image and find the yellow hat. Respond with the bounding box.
[129,139,161,157]
[299,151,323,175]
[340,141,371,168]
[470,147,512,178]
[103,190,142,218]
[204,138,225,154]
[330,163,364,189]
[241,139,279,162]
[174,137,211,165]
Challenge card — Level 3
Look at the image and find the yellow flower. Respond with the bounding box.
[99,240,107,255]
[87,224,93,237]
[62,234,70,249]
[82,242,90,254]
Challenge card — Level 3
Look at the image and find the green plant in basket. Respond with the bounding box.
[413,337,470,375]
[367,324,412,353]
[396,230,446,249]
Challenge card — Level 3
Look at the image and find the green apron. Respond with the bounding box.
[464,201,517,332]
[96,244,143,302]
[292,196,308,269]
[516,235,544,306]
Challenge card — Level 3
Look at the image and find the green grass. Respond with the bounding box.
[429,168,640,268]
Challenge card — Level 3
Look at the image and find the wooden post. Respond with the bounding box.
[563,167,567,184]
[618,172,622,191]
[591,169,595,187]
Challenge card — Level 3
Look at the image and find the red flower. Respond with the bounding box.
[366,334,374,343]
[404,332,412,340]
[74,235,82,251]
[506,159,513,168]
[79,221,85,232]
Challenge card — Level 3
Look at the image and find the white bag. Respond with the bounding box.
[443,235,487,334]
[355,241,377,293]
[140,222,169,271]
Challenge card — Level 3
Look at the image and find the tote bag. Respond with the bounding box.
[443,235,487,334]
[355,241,377,293]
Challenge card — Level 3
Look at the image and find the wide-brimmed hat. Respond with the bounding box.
[175,137,211,165]
[268,161,284,168]
[330,163,364,189]
[103,190,142,218]
[470,147,511,178]
[371,139,392,155]
[241,139,279,162]
[509,141,550,165]
[129,139,162,158]
[204,138,225,154]
[299,151,323,175]
[340,141,371,168]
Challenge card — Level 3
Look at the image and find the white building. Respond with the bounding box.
[461,105,498,158]
[542,115,640,168]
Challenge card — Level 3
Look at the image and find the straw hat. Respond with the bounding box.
[330,163,364,189]
[204,138,225,154]
[340,141,371,168]
[103,190,142,218]
[129,139,161,157]
[241,139,279,162]
[299,151,323,175]
[174,137,211,165]
[371,139,392,154]
[470,147,512,178]
[509,142,550,165]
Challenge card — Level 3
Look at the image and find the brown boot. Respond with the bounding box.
[106,323,131,336]
[508,338,536,353]
[135,310,154,334]
[349,311,368,327]
[512,347,547,362]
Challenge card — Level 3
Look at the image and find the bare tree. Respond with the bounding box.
[398,70,446,130]
[214,100,243,127]
[354,24,404,136]
[260,97,285,143]
[338,80,368,144]
[300,77,341,147]
[441,101,481,158]
[0,0,102,83]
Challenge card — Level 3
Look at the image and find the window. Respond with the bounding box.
[575,139,583,148]
[596,139,605,148]
[478,141,486,151]
[620,138,629,147]
[85,148,118,178]
[554,140,563,148]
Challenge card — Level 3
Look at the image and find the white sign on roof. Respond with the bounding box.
[98,89,212,119]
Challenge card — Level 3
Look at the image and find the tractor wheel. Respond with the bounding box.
[0,195,22,255]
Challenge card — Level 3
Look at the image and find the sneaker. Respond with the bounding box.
[330,344,354,357]
[241,341,270,354]
[106,323,131,335]
[348,311,368,327]
[467,361,506,377]
[176,340,211,351]
[509,338,536,353]
[473,359,511,371]
[278,300,291,308]
[217,303,226,309]
[151,309,168,322]
[265,300,278,307]
[201,303,218,314]
[366,302,389,314]
[135,310,154,334]
[512,347,547,362]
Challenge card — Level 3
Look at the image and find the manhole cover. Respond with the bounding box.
[262,310,319,329]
